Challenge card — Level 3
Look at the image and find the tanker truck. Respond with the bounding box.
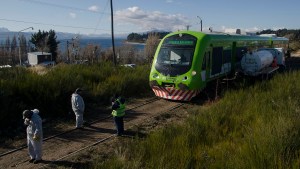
[240,48,285,76]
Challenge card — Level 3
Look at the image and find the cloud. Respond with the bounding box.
[69,12,77,19]
[88,5,99,12]
[115,6,189,32]
[166,0,174,3]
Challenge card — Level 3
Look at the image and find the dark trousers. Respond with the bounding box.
[113,116,124,135]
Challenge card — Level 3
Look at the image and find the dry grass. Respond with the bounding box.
[28,65,49,75]
[293,50,300,57]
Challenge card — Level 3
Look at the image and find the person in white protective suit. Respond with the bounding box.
[23,109,43,164]
[71,88,85,129]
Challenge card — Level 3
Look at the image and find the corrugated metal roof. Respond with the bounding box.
[28,52,52,55]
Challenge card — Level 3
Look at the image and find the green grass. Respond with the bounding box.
[93,71,300,169]
[0,62,151,136]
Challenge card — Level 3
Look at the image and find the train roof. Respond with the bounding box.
[168,30,289,42]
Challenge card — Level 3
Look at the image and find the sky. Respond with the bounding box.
[0,0,299,37]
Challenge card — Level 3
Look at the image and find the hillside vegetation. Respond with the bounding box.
[258,29,300,52]
[93,71,300,169]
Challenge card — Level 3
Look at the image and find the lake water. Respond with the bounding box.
[58,38,145,52]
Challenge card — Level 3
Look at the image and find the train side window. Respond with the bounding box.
[223,50,231,63]
[202,52,207,70]
[202,51,211,70]
[211,47,223,75]
[236,47,247,62]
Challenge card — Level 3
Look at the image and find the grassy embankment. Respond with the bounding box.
[93,71,300,169]
[0,62,151,138]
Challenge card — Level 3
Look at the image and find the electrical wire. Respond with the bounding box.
[18,0,110,15]
[0,18,131,33]
[0,1,145,36]
[92,0,110,35]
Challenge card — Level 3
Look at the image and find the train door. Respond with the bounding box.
[201,50,211,82]
[223,49,232,74]
[210,47,223,77]
[231,42,237,71]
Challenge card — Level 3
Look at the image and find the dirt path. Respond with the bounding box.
[0,98,188,169]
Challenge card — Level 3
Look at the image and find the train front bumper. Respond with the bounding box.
[151,86,200,101]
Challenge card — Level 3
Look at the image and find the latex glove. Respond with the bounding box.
[24,118,30,125]
[33,135,40,141]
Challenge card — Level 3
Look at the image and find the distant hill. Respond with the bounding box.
[126,31,171,42]
[257,29,300,40]
[0,27,127,42]
[0,27,9,32]
[257,29,300,52]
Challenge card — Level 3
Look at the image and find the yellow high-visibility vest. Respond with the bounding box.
[112,99,125,117]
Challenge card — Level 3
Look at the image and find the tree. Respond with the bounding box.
[116,45,137,64]
[30,29,60,62]
[144,33,160,63]
[81,44,101,64]
[10,35,17,64]
[1,37,11,65]
[127,33,143,42]
[19,34,27,64]
[47,30,59,62]
[30,30,48,52]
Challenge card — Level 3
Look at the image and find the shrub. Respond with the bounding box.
[0,62,151,135]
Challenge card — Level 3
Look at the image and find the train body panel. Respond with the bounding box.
[149,31,289,101]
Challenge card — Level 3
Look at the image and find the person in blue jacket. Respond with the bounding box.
[111,94,126,136]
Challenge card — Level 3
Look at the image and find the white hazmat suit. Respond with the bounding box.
[71,89,85,128]
[24,109,43,162]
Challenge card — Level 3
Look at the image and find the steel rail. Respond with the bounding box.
[0,98,160,158]
[38,102,184,169]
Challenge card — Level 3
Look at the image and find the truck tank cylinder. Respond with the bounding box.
[241,50,274,73]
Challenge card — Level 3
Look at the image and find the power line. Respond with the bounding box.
[18,0,110,15]
[92,0,110,35]
[0,18,130,33]
[0,0,156,35]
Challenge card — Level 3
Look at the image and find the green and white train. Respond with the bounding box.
[149,31,289,101]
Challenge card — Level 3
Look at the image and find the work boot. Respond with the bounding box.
[29,159,35,163]
[33,159,42,164]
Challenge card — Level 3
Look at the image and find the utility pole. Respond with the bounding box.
[110,0,116,66]
[18,27,33,66]
[186,25,191,30]
[197,16,202,32]
[67,41,70,63]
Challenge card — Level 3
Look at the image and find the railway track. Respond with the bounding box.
[0,97,159,158]
[0,97,185,169]
[39,102,184,169]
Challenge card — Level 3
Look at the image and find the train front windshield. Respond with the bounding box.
[155,34,197,76]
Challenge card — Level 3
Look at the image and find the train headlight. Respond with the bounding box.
[153,73,159,78]
[191,71,197,76]
[182,76,188,81]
